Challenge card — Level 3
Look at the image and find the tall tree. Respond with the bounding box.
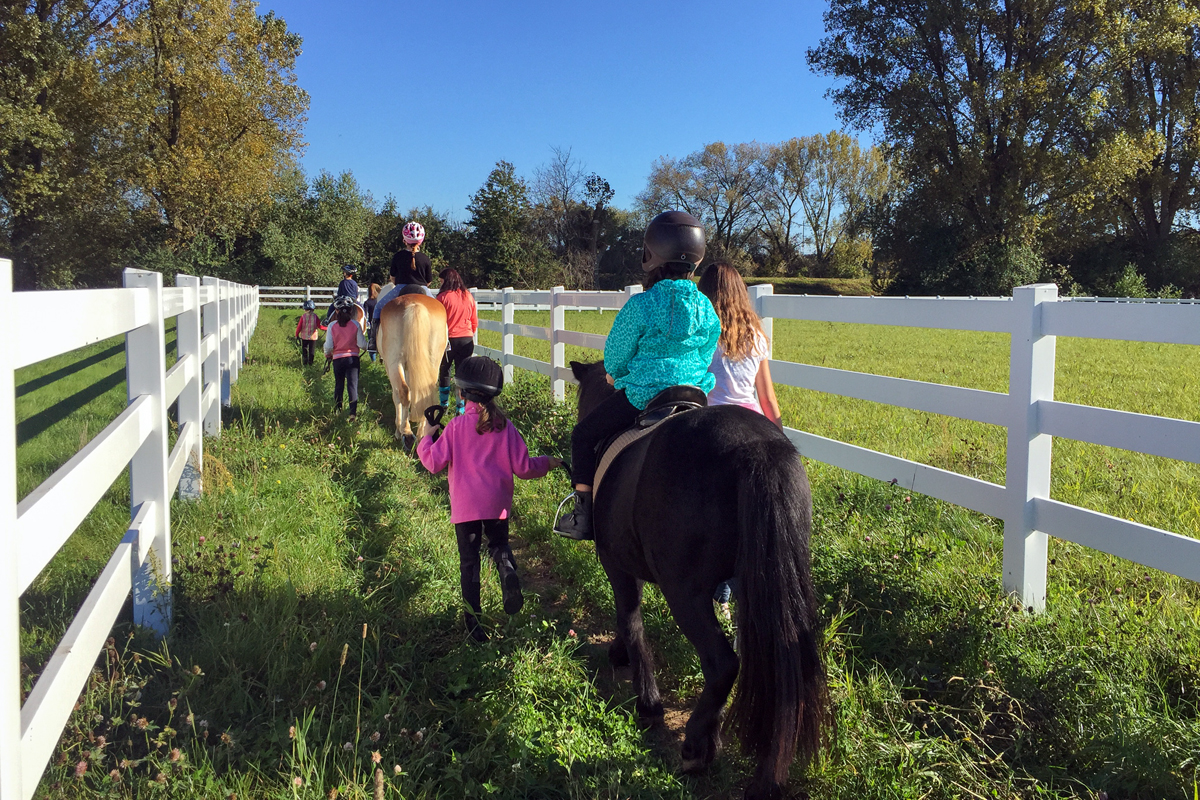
[0,0,140,287]
[105,0,307,241]
[638,142,764,256]
[809,0,1121,262]
[1087,0,1200,286]
[466,161,556,288]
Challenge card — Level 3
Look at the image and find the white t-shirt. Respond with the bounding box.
[707,330,769,411]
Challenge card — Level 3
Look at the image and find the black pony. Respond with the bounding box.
[569,361,828,800]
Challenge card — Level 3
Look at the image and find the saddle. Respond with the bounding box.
[593,385,707,498]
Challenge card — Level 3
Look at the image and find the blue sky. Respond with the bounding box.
[260,0,846,220]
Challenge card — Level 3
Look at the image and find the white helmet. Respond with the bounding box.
[402,221,425,246]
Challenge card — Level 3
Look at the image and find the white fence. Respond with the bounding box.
[468,283,1200,611]
[259,284,368,307]
[1,261,259,800]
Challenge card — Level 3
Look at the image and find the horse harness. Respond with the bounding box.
[592,385,707,499]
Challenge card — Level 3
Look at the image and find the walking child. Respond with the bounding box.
[324,297,367,420]
[436,268,479,414]
[697,260,783,428]
[417,357,561,641]
[295,300,325,366]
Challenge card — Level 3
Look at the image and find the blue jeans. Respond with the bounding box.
[713,577,739,604]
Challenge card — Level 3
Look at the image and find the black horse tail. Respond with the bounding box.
[725,438,828,785]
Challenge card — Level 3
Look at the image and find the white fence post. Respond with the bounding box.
[550,285,566,400]
[202,277,222,433]
[123,268,172,635]
[502,287,515,384]
[220,281,232,406]
[175,275,203,499]
[1004,283,1058,611]
[0,259,22,800]
[748,283,774,358]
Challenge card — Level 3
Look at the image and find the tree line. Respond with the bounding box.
[5,0,1200,297]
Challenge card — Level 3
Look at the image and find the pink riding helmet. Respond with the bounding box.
[402,221,426,245]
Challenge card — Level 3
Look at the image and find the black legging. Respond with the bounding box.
[332,355,360,414]
[439,337,475,387]
[300,339,316,365]
[454,519,517,614]
[570,389,639,486]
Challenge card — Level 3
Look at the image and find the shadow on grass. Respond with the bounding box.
[17,368,125,444]
[16,342,125,397]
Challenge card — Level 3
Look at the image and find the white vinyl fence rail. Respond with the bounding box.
[1,261,259,800]
[468,283,1200,612]
[259,285,368,307]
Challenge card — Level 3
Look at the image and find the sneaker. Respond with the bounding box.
[502,571,524,615]
[553,491,593,541]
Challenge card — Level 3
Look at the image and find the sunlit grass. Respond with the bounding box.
[17,308,1200,799]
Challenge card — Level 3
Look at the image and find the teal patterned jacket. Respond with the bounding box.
[603,279,721,410]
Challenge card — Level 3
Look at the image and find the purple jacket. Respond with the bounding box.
[417,405,551,523]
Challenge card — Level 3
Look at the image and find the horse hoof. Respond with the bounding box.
[402,434,415,450]
[742,785,786,800]
[636,700,664,726]
[608,642,630,668]
[680,756,707,775]
[681,734,718,771]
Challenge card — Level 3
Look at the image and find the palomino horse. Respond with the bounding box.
[377,293,448,445]
[570,360,828,800]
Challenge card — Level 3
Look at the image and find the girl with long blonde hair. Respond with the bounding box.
[697,261,783,429]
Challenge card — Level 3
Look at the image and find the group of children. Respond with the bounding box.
[293,211,782,641]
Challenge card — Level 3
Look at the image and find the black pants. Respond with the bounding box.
[332,355,360,414]
[454,519,517,615]
[300,339,316,365]
[570,389,639,486]
[439,337,475,387]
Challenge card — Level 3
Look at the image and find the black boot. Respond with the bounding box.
[495,553,524,615]
[465,612,488,643]
[367,325,377,354]
[554,491,593,541]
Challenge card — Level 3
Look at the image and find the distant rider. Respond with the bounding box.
[553,211,720,541]
[371,222,434,349]
[417,357,561,641]
[325,264,360,323]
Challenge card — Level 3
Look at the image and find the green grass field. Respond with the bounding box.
[16,308,1200,799]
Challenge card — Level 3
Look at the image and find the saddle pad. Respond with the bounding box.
[593,425,657,500]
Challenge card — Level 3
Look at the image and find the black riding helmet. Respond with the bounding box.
[642,210,706,273]
[454,356,503,403]
[332,296,356,312]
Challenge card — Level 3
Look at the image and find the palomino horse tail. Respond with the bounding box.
[726,439,828,788]
[396,299,441,413]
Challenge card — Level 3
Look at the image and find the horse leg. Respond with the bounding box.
[606,568,663,722]
[661,585,738,773]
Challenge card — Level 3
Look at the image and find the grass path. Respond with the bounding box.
[18,309,1200,799]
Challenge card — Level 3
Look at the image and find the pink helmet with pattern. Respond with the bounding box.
[402,221,425,246]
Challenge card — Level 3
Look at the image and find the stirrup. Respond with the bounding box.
[553,492,593,541]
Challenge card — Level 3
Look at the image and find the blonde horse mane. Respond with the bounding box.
[378,294,447,443]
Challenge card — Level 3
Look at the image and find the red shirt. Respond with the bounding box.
[438,289,478,339]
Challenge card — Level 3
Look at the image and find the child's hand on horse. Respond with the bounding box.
[605,373,615,385]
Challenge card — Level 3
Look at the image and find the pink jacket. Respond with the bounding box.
[417,405,551,523]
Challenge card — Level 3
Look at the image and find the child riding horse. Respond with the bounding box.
[553,210,720,541]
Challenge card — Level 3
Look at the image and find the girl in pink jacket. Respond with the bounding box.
[417,356,561,642]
